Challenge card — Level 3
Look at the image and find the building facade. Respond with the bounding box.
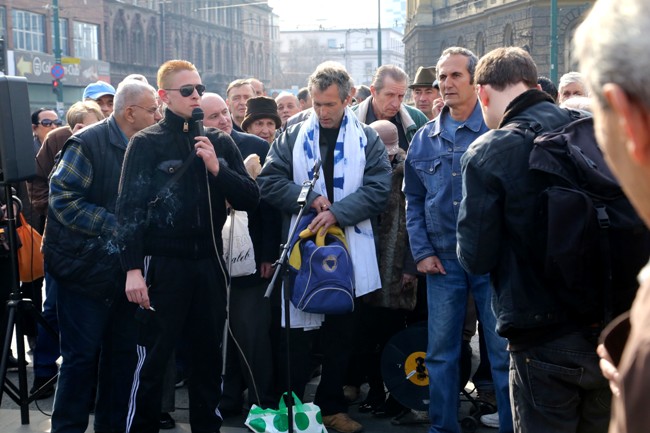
[403,0,594,83]
[275,27,405,90]
[0,0,276,113]
[0,0,109,111]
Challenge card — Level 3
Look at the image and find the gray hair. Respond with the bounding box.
[113,80,158,115]
[308,61,352,102]
[356,85,371,101]
[275,91,299,103]
[297,87,309,102]
[371,65,409,92]
[574,0,650,108]
[558,72,586,91]
[123,73,149,84]
[436,46,479,83]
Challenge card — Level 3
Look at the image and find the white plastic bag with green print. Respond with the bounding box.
[245,392,327,433]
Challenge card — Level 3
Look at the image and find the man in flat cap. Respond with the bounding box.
[410,66,443,120]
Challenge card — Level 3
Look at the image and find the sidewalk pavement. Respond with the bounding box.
[1,336,496,433]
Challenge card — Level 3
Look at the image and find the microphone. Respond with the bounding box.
[191,107,205,136]
[297,159,322,205]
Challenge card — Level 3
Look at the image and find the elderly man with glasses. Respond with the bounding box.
[43,78,163,433]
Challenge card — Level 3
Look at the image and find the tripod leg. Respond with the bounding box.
[22,298,59,401]
[0,184,33,423]
[0,300,16,403]
[14,299,30,423]
[0,298,32,424]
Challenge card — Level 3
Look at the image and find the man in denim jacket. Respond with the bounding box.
[403,47,512,433]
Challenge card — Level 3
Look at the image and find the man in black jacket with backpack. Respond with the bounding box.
[457,47,649,433]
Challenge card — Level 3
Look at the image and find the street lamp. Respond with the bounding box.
[377,0,382,67]
[52,0,63,108]
[550,0,558,83]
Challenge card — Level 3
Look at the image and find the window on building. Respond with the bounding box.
[74,21,99,59]
[195,38,203,71]
[12,9,45,52]
[185,35,192,62]
[52,18,69,56]
[248,41,255,74]
[174,34,181,59]
[328,39,337,49]
[365,38,373,49]
[132,18,144,65]
[476,32,485,57]
[114,14,127,63]
[205,40,213,72]
[0,7,6,39]
[504,23,514,47]
[147,21,158,66]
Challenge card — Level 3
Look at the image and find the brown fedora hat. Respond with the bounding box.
[409,66,436,89]
[241,96,282,131]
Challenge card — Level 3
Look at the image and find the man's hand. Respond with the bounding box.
[125,269,150,309]
[195,136,219,176]
[597,344,621,397]
[311,195,331,214]
[432,98,445,118]
[243,154,262,179]
[72,123,87,133]
[402,273,417,286]
[308,195,337,235]
[416,256,447,275]
[260,262,274,279]
[308,211,337,236]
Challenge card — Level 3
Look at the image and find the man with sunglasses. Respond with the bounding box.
[44,79,163,433]
[117,59,260,433]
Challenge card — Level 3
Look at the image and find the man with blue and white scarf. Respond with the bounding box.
[258,61,391,433]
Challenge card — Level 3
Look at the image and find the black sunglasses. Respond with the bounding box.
[37,119,63,127]
[164,84,206,97]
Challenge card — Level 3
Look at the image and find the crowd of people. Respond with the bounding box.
[2,1,650,432]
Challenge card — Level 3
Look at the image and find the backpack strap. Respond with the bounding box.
[595,203,614,324]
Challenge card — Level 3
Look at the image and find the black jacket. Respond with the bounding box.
[43,118,126,301]
[229,130,281,288]
[457,89,576,345]
[117,108,260,272]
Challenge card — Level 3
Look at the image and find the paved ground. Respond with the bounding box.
[1,334,497,432]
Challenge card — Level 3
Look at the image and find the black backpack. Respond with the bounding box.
[518,112,650,325]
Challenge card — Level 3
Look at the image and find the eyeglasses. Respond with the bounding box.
[164,84,206,97]
[130,105,160,115]
[37,119,63,127]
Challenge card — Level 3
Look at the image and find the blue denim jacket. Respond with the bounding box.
[404,101,488,263]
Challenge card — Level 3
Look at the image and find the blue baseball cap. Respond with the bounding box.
[83,81,116,100]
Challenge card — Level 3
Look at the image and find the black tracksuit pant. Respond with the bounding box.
[126,255,227,433]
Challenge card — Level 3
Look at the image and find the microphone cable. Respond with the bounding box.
[203,132,262,409]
